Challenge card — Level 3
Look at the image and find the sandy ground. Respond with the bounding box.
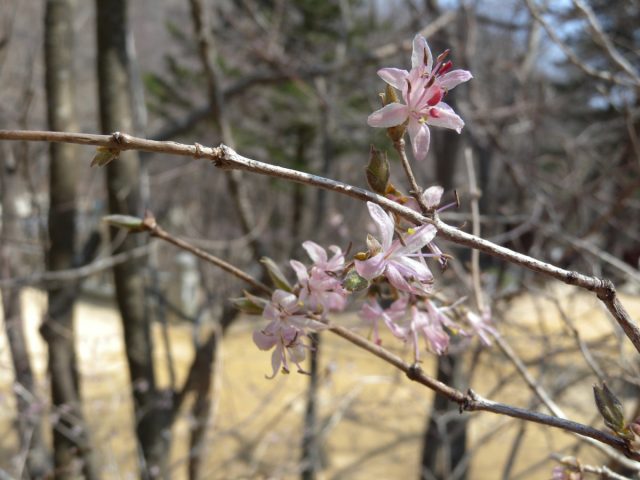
[1,286,639,479]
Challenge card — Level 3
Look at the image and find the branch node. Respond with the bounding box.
[462,388,478,412]
[566,271,579,286]
[597,278,616,301]
[210,144,233,169]
[407,362,423,381]
[111,131,126,145]
[193,142,204,159]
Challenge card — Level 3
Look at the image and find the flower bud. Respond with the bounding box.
[103,214,146,232]
[593,383,632,439]
[260,257,293,292]
[366,146,390,195]
[230,295,266,315]
[343,269,369,292]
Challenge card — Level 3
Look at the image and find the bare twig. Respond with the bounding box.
[524,0,640,87]
[140,213,270,296]
[0,244,150,288]
[572,0,639,84]
[465,148,484,311]
[1,129,639,357]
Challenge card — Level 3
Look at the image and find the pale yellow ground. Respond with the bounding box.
[0,285,638,479]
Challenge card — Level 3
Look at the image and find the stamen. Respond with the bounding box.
[436,49,450,63]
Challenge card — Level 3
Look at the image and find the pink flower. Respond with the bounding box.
[409,305,450,358]
[291,260,348,314]
[397,300,465,359]
[359,296,408,344]
[355,202,436,295]
[368,34,472,161]
[253,290,325,378]
[301,240,345,273]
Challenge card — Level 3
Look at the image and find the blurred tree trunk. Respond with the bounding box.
[0,159,51,479]
[43,0,99,478]
[420,355,468,480]
[96,0,167,476]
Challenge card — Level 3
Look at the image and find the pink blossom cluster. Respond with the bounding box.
[252,242,348,378]
[249,34,495,378]
[251,201,497,377]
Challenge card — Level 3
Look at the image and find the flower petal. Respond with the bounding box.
[385,263,414,293]
[427,103,465,133]
[302,241,327,265]
[438,69,473,90]
[366,202,395,249]
[367,103,409,128]
[393,256,433,284]
[290,260,309,284]
[397,225,437,254]
[253,328,276,350]
[377,68,409,90]
[408,119,431,161]
[355,253,386,280]
[411,34,432,72]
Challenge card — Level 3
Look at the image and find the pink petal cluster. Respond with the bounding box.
[253,289,326,378]
[355,202,436,295]
[253,242,348,377]
[359,296,408,345]
[368,34,472,161]
[291,241,348,315]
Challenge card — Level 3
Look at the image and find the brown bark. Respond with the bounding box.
[43,0,99,477]
[96,0,166,476]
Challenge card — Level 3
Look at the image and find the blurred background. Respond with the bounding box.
[0,0,639,478]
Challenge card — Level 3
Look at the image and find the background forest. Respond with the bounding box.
[1,0,639,479]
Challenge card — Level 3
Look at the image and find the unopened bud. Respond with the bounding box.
[593,383,632,439]
[230,294,266,315]
[366,146,390,194]
[343,269,369,292]
[103,214,146,232]
[260,257,293,292]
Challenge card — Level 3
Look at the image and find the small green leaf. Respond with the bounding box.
[103,214,146,232]
[91,146,119,167]
[260,257,293,292]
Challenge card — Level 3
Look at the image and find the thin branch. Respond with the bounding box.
[465,148,484,311]
[118,214,640,460]
[0,244,150,288]
[394,137,429,212]
[1,129,639,357]
[524,0,640,87]
[572,0,640,84]
[141,213,271,296]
